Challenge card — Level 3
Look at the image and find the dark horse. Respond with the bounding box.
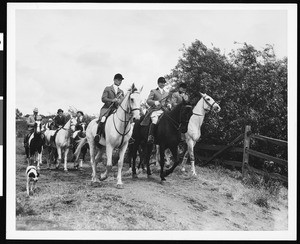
[129,100,193,182]
[25,120,45,170]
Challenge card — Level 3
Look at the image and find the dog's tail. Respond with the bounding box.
[72,136,88,162]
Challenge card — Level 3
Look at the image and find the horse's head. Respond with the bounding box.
[178,100,193,133]
[128,83,143,122]
[199,92,221,113]
[76,122,87,135]
[69,116,78,132]
[34,116,43,134]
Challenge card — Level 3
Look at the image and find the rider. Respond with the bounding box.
[94,73,125,143]
[50,109,66,144]
[146,77,171,144]
[75,110,87,135]
[171,82,189,142]
[75,111,85,129]
[53,109,66,129]
[170,82,189,108]
[24,107,40,147]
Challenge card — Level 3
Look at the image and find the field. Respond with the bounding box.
[15,120,288,232]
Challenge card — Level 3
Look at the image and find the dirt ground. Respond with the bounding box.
[15,137,288,232]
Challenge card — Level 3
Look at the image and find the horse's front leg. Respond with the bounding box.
[164,145,179,177]
[159,145,166,182]
[129,143,138,179]
[155,145,160,169]
[89,142,99,183]
[56,147,62,169]
[145,144,153,177]
[189,141,197,176]
[182,139,197,176]
[79,146,88,169]
[100,144,113,181]
[116,142,128,188]
[37,152,42,171]
[63,148,69,172]
[181,150,189,172]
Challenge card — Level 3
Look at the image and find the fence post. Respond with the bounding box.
[242,125,251,178]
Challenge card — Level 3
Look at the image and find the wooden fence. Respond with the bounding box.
[193,125,288,182]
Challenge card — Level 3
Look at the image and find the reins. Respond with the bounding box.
[192,95,216,117]
[112,90,140,149]
[162,104,192,131]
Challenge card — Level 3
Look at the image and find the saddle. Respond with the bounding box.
[50,128,62,146]
[96,108,116,139]
[140,109,165,127]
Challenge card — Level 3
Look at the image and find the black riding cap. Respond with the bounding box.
[77,111,84,116]
[157,77,166,84]
[57,109,63,113]
[114,73,124,80]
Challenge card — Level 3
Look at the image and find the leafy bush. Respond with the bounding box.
[166,40,287,170]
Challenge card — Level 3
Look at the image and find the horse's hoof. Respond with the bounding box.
[132,174,138,180]
[160,179,166,185]
[116,184,124,189]
[64,169,68,172]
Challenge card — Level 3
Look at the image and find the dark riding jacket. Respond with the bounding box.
[99,85,124,118]
[54,115,66,129]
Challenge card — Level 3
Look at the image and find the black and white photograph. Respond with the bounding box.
[6,2,297,241]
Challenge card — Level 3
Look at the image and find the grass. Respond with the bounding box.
[203,165,287,210]
[15,119,289,230]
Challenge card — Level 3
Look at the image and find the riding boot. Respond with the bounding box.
[24,133,30,147]
[147,123,156,144]
[94,122,104,143]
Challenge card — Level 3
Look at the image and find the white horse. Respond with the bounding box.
[52,116,77,171]
[181,92,221,175]
[74,83,142,188]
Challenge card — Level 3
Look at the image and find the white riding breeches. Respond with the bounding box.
[150,110,164,124]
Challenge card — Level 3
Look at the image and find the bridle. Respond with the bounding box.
[113,89,141,148]
[192,95,218,117]
[60,118,77,132]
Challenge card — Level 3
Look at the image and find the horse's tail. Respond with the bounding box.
[73,136,87,162]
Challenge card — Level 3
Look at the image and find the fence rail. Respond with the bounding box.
[193,125,288,183]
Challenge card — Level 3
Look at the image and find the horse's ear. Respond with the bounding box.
[139,86,143,93]
[199,92,204,97]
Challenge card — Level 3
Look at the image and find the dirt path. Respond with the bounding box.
[15,139,288,232]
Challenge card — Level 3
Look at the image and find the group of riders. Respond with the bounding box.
[23,73,189,150]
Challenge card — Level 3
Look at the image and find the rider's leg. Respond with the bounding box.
[94,116,106,143]
[24,130,33,147]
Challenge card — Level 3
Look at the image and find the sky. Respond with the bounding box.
[12,4,290,117]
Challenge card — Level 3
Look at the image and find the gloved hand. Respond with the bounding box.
[167,104,172,109]
[154,101,160,106]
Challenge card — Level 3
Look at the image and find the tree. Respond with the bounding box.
[166,40,287,162]
[16,108,23,119]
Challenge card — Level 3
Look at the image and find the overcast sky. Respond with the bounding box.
[12,4,290,116]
